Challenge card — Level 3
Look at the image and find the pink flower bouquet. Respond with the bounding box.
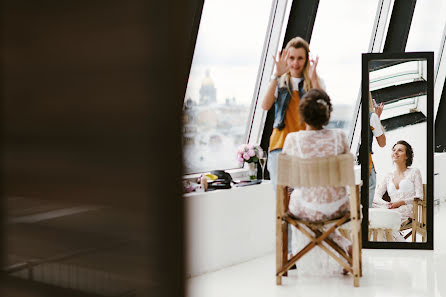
[236,144,264,165]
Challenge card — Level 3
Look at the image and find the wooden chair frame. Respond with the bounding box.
[275,153,362,287]
[368,227,393,242]
[400,184,427,242]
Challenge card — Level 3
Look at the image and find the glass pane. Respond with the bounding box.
[406,0,446,59]
[309,0,379,134]
[183,0,272,174]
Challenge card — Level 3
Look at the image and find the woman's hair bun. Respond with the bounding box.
[299,88,332,128]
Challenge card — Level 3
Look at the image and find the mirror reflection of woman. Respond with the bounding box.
[372,140,423,241]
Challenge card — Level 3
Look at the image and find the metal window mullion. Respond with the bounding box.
[369,0,394,53]
[247,0,289,146]
[383,0,417,52]
[283,0,319,44]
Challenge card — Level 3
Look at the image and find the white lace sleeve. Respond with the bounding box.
[339,130,349,154]
[398,168,423,205]
[373,174,389,206]
[283,132,298,156]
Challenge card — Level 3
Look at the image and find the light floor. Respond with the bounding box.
[186,202,446,297]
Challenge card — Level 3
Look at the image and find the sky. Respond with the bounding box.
[184,0,272,105]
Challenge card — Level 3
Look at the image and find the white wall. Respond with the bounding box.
[435,152,446,201]
[372,123,427,184]
[371,122,446,201]
[185,182,275,277]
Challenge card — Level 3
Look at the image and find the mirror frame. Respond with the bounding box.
[361,52,434,249]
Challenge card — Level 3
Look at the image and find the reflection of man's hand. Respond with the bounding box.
[374,103,384,118]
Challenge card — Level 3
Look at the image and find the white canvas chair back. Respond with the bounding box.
[276,153,356,188]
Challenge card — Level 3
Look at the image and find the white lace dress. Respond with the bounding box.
[372,168,423,221]
[282,129,351,275]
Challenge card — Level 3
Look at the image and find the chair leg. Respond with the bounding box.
[385,229,392,242]
[276,275,282,286]
[413,204,419,242]
[276,219,284,285]
[352,222,360,287]
[412,221,417,242]
[283,222,288,277]
[358,228,363,277]
[404,230,412,240]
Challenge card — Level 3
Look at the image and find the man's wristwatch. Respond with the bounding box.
[270,74,280,82]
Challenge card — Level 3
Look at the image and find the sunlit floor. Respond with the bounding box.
[186,202,446,297]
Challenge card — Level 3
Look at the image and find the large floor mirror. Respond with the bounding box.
[361,52,433,249]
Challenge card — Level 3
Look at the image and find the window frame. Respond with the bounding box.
[245,0,291,147]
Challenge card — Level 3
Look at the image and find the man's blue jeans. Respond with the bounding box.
[369,165,376,207]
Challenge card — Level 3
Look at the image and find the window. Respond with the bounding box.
[405,0,446,59]
[309,0,379,134]
[405,0,446,120]
[183,0,273,174]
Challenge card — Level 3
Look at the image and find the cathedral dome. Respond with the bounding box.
[201,70,214,87]
[199,70,217,105]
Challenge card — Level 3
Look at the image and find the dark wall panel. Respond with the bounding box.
[1,0,196,296]
[435,81,446,152]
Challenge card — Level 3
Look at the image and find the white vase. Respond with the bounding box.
[248,162,257,180]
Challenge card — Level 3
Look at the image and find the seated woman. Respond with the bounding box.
[372,140,423,241]
[282,88,351,274]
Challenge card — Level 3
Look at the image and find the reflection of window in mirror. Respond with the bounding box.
[367,59,428,243]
